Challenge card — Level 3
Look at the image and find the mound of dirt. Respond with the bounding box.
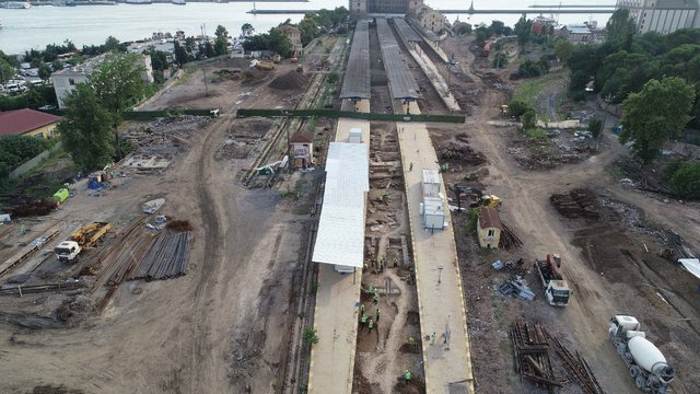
[550,188,600,220]
[269,70,307,91]
[166,220,193,232]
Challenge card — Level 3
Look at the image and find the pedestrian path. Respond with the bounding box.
[396,101,474,393]
[307,100,370,394]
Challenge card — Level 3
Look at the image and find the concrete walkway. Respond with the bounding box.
[307,100,370,394]
[396,102,474,393]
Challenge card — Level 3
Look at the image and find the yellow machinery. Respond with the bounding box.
[481,195,502,208]
[70,222,112,248]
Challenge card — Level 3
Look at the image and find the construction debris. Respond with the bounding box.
[510,320,561,392]
[0,227,60,279]
[143,198,166,214]
[546,331,605,394]
[128,229,192,281]
[498,276,535,301]
[437,143,487,166]
[269,70,308,91]
[5,199,57,218]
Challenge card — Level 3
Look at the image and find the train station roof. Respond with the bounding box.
[376,18,421,100]
[339,20,371,100]
[392,17,423,43]
[312,142,369,268]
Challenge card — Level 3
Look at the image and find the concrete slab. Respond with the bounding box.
[396,117,475,393]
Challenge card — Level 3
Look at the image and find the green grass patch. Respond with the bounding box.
[512,70,566,109]
[524,128,548,141]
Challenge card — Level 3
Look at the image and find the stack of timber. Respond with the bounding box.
[128,230,191,281]
[546,331,605,394]
[510,320,561,392]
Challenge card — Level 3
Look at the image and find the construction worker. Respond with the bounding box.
[375,308,380,322]
[402,370,412,382]
[368,318,374,331]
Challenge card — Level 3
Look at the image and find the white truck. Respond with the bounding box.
[609,315,675,393]
[54,241,82,262]
[535,254,572,307]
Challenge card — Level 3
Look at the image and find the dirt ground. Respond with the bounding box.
[0,54,321,393]
[434,34,700,394]
[352,121,424,394]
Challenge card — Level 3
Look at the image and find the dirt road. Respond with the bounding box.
[0,64,312,393]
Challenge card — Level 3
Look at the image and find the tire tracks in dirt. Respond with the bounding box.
[188,115,233,392]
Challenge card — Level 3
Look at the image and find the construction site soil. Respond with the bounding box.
[0,57,318,393]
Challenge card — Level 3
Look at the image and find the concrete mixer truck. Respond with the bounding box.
[609,315,675,393]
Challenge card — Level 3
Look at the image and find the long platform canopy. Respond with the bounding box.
[339,20,371,100]
[376,18,421,100]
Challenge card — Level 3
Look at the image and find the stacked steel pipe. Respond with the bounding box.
[128,230,192,281]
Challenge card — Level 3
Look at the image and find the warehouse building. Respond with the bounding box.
[616,0,700,34]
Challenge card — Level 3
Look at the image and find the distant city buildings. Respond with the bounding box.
[411,4,448,34]
[350,0,423,16]
[616,0,700,34]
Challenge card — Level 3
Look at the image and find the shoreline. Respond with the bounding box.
[4,0,309,8]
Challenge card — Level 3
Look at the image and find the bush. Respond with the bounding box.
[508,99,531,117]
[517,59,547,78]
[303,327,319,346]
[668,162,700,199]
[0,135,50,170]
[521,109,537,129]
[588,117,603,139]
[525,128,548,140]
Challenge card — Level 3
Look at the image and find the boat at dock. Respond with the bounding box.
[0,1,32,9]
[171,0,185,5]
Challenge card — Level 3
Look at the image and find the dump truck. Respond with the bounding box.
[535,254,572,307]
[55,222,111,262]
[609,315,675,393]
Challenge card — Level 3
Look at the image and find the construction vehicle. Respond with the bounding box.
[254,60,275,71]
[55,241,81,262]
[55,222,111,263]
[535,254,572,307]
[481,194,502,208]
[609,315,675,393]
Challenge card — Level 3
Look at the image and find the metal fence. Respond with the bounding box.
[236,108,465,123]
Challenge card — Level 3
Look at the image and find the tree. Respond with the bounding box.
[214,25,229,56]
[514,16,532,46]
[174,41,190,66]
[145,49,168,71]
[668,162,700,199]
[475,26,489,46]
[51,59,63,72]
[620,77,695,163]
[91,53,146,118]
[606,9,636,50]
[241,23,254,37]
[554,38,573,63]
[588,117,603,139]
[38,63,52,80]
[489,20,505,36]
[492,52,508,68]
[521,109,537,130]
[91,53,146,159]
[508,99,531,117]
[58,84,115,171]
[104,36,121,52]
[0,58,14,84]
[454,21,472,35]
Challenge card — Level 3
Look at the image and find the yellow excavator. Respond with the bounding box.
[70,222,112,248]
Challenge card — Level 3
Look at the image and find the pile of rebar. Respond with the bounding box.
[128,230,191,281]
[510,320,560,392]
[500,223,523,249]
[546,331,605,394]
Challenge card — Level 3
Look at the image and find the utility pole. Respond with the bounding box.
[201,23,209,97]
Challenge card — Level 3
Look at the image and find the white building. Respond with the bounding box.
[51,53,154,109]
[616,0,700,34]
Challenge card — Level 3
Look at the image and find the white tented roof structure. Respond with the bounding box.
[312,142,369,268]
